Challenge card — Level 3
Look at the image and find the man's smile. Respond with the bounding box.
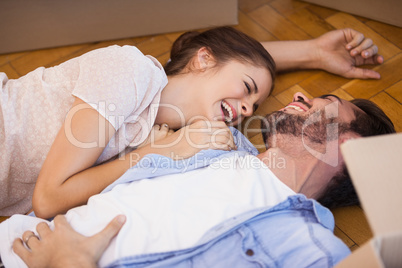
[280,102,309,113]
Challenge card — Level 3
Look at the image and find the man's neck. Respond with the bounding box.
[257,147,332,199]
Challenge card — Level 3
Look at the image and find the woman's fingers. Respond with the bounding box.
[160,123,169,131]
[205,125,236,151]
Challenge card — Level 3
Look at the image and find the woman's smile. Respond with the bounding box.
[221,100,237,123]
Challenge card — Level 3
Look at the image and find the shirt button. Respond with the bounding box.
[245,249,254,256]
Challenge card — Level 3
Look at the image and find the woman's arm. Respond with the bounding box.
[33,99,235,219]
[33,97,120,218]
[262,28,383,79]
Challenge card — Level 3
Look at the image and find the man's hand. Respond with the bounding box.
[315,28,383,79]
[13,215,126,268]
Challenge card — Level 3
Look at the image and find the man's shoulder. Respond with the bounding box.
[247,195,351,266]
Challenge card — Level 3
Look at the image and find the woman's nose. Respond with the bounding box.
[241,101,253,117]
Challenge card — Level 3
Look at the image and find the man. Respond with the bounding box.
[2,92,395,267]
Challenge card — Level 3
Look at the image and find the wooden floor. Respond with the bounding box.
[0,0,401,252]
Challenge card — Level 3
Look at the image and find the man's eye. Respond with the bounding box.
[244,82,251,94]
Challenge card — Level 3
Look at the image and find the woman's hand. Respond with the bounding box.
[137,124,174,148]
[314,28,383,79]
[143,120,237,160]
[13,215,126,268]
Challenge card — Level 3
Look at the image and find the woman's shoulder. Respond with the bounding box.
[79,45,164,71]
[80,45,142,60]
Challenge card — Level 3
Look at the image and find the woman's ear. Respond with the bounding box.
[196,47,214,70]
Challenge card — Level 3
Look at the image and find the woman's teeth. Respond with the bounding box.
[222,101,234,122]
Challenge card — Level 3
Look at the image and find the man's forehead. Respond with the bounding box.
[338,98,364,123]
[316,94,363,122]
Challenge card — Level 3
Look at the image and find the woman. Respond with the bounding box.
[0,27,275,218]
[0,27,382,218]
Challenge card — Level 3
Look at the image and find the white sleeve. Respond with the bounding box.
[72,45,163,131]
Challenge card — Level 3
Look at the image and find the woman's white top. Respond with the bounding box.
[0,45,167,215]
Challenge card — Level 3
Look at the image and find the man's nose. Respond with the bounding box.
[293,92,311,103]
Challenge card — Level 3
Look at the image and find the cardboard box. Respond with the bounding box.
[0,0,238,54]
[302,0,402,28]
[337,133,402,267]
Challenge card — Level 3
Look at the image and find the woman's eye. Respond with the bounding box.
[244,82,251,94]
[253,104,259,112]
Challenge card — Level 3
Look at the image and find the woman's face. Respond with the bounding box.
[193,60,272,126]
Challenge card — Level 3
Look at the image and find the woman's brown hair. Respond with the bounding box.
[164,27,276,91]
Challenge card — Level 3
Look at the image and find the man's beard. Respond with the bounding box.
[261,110,338,148]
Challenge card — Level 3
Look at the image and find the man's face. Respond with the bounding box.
[262,93,360,151]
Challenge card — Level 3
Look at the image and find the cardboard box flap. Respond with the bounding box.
[378,232,402,267]
[340,133,402,237]
[302,0,402,27]
[0,0,238,54]
[336,239,384,268]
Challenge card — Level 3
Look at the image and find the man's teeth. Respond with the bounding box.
[222,101,233,122]
[285,105,304,112]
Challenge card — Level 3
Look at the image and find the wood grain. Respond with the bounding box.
[1,0,401,251]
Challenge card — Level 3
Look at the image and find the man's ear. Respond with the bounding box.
[195,47,214,70]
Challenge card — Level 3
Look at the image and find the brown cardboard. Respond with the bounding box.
[302,0,402,27]
[0,0,238,54]
[337,240,384,268]
[337,133,402,267]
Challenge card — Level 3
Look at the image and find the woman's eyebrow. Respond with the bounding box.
[246,75,258,93]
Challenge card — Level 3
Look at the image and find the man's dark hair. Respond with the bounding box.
[317,99,395,209]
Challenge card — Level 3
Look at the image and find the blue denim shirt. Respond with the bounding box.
[106,195,350,268]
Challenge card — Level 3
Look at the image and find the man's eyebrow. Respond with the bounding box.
[319,94,342,103]
[246,75,258,94]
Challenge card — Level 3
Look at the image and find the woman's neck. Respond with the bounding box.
[155,75,193,129]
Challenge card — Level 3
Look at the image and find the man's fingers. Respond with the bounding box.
[347,67,381,79]
[361,44,378,59]
[350,38,378,58]
[22,231,40,250]
[345,29,365,50]
[366,54,384,65]
[360,68,381,79]
[36,221,52,239]
[87,215,126,260]
[53,215,75,233]
[13,238,31,261]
